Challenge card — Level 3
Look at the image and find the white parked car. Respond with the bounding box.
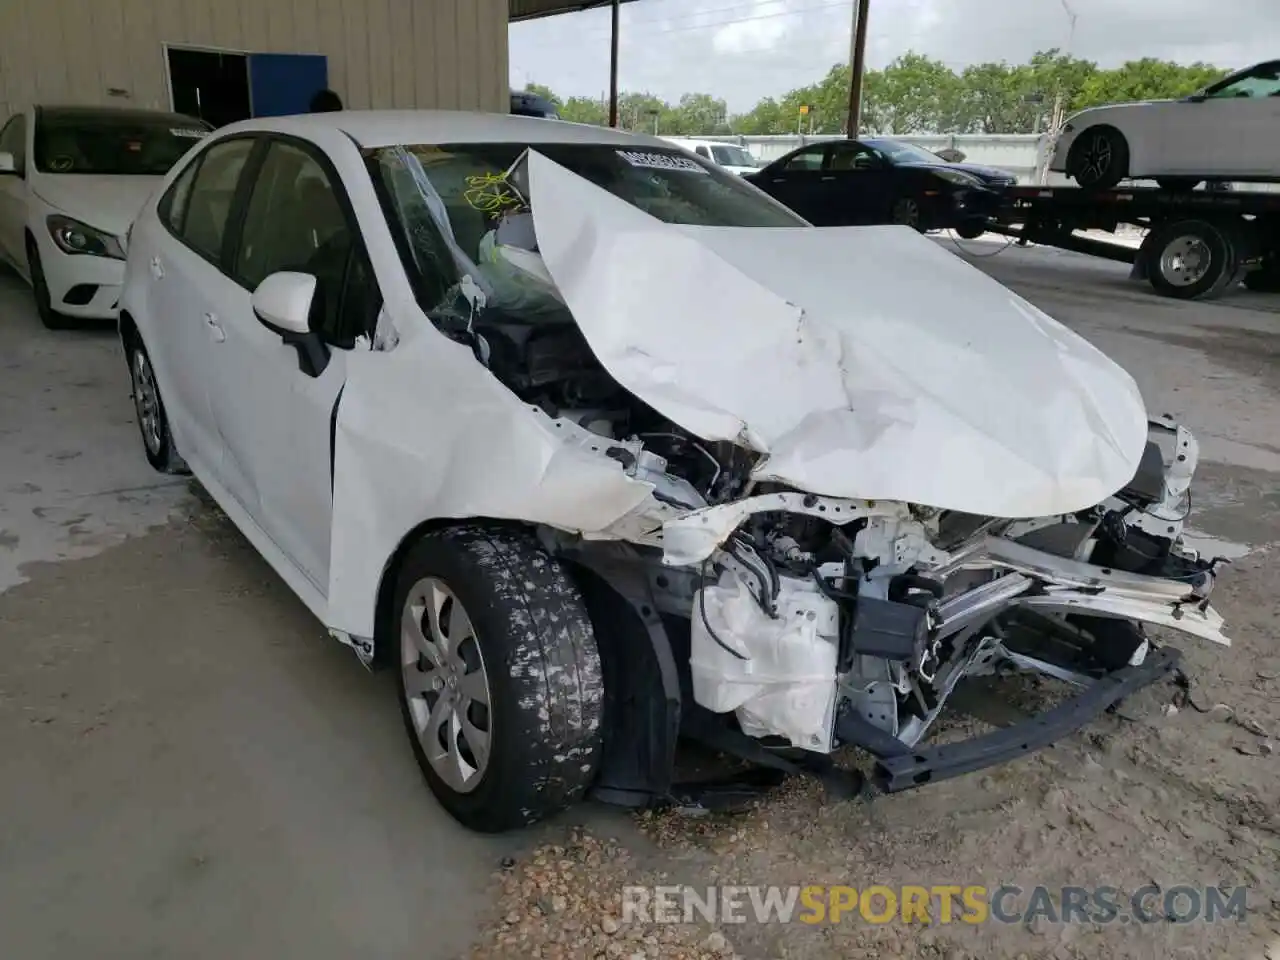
[0,105,211,328]
[120,110,1228,833]
[663,136,761,175]
[1051,58,1280,190]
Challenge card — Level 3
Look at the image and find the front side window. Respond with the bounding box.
[33,109,211,175]
[828,142,885,171]
[180,137,255,261]
[782,146,826,171]
[236,141,377,347]
[0,114,26,173]
[1205,61,1280,99]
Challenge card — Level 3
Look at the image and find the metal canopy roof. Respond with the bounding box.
[509,0,642,23]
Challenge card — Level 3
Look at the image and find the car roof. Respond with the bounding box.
[213,110,674,150]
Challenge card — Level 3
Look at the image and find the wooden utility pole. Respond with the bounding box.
[845,0,871,136]
[608,0,620,127]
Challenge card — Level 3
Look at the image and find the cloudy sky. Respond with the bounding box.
[510,0,1280,111]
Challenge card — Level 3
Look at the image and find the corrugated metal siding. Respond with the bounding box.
[0,0,509,122]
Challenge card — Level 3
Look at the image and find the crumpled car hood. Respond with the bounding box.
[526,150,1149,519]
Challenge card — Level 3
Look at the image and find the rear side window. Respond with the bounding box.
[158,157,201,234]
[180,138,255,262]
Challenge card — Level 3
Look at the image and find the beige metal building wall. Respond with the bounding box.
[0,0,509,122]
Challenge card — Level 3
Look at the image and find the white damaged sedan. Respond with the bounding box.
[118,111,1228,833]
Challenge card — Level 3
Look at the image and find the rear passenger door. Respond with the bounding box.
[149,135,257,478]
[756,145,829,221]
[207,136,382,593]
[824,141,894,224]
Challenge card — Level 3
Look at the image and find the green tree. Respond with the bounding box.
[669,93,731,135]
[1076,59,1228,110]
[559,95,607,126]
[873,53,962,133]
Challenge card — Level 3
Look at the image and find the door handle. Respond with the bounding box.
[204,312,225,343]
[149,256,163,279]
[821,176,836,181]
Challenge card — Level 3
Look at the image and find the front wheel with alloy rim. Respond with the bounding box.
[26,239,73,330]
[891,197,923,230]
[126,338,187,473]
[394,525,604,833]
[1068,127,1129,190]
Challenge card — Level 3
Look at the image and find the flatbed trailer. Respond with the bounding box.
[986,184,1280,301]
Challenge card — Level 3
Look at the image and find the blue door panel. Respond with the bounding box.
[248,53,329,118]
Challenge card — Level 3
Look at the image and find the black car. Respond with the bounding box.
[510,90,561,120]
[744,137,1018,236]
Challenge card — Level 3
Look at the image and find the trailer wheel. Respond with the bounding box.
[1144,219,1237,300]
[1068,127,1129,190]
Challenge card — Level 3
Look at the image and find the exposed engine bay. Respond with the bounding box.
[384,146,1229,798]
[417,205,1227,788]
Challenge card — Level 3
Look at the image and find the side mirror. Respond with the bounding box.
[252,271,315,334]
[251,271,330,377]
[0,151,17,175]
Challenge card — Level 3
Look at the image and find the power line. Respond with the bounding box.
[563,0,855,44]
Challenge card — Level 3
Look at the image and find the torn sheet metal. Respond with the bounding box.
[526,151,1149,520]
[325,323,656,639]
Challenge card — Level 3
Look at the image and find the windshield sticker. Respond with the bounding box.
[170,127,209,139]
[616,149,710,174]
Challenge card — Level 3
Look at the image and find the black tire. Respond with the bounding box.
[1068,127,1129,190]
[891,196,923,231]
[1144,219,1237,301]
[393,525,603,833]
[954,220,986,240]
[1156,177,1201,193]
[124,334,187,473]
[26,237,73,330]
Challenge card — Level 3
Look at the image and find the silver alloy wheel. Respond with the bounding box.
[131,350,163,456]
[893,198,920,228]
[401,577,493,793]
[1158,235,1212,288]
[1078,132,1113,183]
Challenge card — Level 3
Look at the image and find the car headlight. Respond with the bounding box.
[46,214,126,260]
[933,169,985,187]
